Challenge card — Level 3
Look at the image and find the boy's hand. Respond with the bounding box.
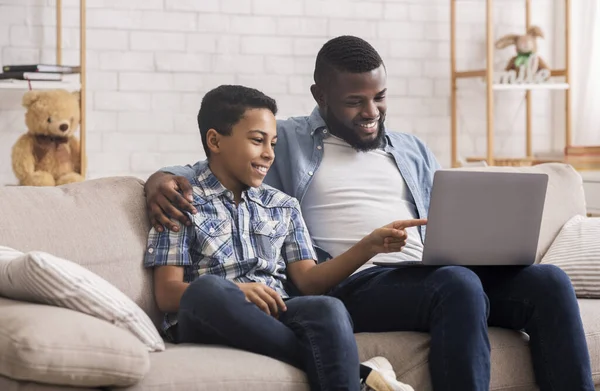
[145,172,196,233]
[361,219,428,258]
[235,282,287,318]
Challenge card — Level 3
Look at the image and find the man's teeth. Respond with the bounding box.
[359,122,377,129]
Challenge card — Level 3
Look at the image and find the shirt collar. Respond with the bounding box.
[194,161,229,200]
[193,160,263,203]
[308,106,327,136]
[245,186,263,205]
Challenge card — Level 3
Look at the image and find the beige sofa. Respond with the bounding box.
[0,162,599,391]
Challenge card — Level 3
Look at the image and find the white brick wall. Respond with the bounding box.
[0,0,556,185]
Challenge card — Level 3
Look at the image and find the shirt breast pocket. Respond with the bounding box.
[195,219,234,261]
[252,220,288,261]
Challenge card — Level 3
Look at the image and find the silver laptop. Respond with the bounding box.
[374,170,548,267]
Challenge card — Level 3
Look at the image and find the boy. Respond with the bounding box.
[143,85,424,391]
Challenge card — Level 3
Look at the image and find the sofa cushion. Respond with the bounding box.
[0,248,164,352]
[133,301,600,391]
[123,344,308,391]
[541,215,600,298]
[358,299,600,391]
[0,177,162,328]
[455,163,587,262]
[0,375,94,391]
[0,297,150,388]
[356,329,535,391]
[579,299,600,385]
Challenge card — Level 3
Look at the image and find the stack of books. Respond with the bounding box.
[564,146,600,171]
[0,64,80,82]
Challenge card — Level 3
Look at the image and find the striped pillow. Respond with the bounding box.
[541,215,600,298]
[0,249,165,352]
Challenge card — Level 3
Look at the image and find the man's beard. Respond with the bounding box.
[324,110,386,152]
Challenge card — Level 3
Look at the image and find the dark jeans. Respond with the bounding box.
[176,275,362,391]
[328,264,594,391]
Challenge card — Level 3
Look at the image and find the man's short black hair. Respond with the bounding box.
[314,35,384,86]
[198,85,278,157]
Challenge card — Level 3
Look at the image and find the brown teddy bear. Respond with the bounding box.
[495,26,549,73]
[11,89,84,186]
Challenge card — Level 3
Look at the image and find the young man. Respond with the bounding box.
[145,37,594,391]
[143,84,420,391]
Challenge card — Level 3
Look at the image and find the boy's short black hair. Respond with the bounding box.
[314,35,384,86]
[198,85,278,157]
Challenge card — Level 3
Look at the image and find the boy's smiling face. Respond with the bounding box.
[207,108,277,194]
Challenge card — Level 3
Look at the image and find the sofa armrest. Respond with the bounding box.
[0,296,150,388]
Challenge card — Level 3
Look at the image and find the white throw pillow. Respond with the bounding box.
[0,248,165,352]
[0,296,150,387]
[541,215,600,298]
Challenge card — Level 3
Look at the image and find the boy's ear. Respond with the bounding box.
[205,128,221,155]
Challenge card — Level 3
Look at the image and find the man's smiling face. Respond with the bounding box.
[315,64,387,152]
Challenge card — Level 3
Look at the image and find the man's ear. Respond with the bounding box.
[310,84,326,108]
[205,128,221,155]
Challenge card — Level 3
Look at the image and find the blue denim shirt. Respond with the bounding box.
[163,107,441,262]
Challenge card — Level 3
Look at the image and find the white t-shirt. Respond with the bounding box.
[300,135,423,273]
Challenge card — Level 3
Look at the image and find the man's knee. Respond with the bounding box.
[433,266,484,295]
[431,266,489,316]
[524,264,575,300]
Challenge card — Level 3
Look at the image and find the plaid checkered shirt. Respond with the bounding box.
[143,161,317,334]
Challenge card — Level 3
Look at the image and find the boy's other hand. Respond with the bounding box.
[145,172,196,233]
[361,219,428,257]
[235,282,287,318]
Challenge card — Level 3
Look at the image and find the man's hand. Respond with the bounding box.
[361,219,428,258]
[235,282,287,318]
[145,172,196,233]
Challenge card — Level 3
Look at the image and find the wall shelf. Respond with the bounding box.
[0,80,81,91]
[491,83,570,91]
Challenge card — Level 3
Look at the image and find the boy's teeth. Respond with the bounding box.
[254,165,267,173]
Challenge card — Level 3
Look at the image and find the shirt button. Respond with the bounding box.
[317,145,322,150]
[148,247,154,254]
[308,171,314,176]
[271,230,276,234]
[209,228,215,234]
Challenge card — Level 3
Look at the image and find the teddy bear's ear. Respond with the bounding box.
[22,91,42,108]
[527,26,544,39]
[71,91,81,103]
[495,34,519,49]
